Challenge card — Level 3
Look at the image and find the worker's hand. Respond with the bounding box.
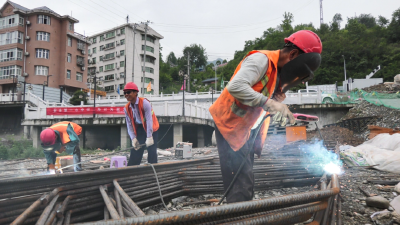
[146,137,154,147]
[132,138,140,150]
[272,91,286,103]
[55,146,66,154]
[263,99,295,126]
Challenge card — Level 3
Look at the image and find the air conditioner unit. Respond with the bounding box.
[116,52,120,57]
[88,53,92,57]
[22,72,28,77]
[96,70,100,73]
[88,59,93,64]
[116,41,120,46]
[25,36,30,40]
[81,67,85,71]
[116,76,120,80]
[116,65,120,69]
[81,50,85,55]
[24,52,29,56]
[117,30,121,36]
[26,21,31,25]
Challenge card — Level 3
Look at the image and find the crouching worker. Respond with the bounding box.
[123,82,160,166]
[40,121,83,173]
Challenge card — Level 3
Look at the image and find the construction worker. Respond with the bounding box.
[40,121,83,173]
[123,82,160,166]
[209,30,322,203]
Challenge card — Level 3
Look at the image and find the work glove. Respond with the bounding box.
[132,138,140,150]
[263,99,295,126]
[272,90,286,103]
[146,137,154,147]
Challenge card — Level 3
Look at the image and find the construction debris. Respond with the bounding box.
[368,125,400,139]
[307,126,364,146]
[362,83,400,92]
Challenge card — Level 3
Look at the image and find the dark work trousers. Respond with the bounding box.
[128,124,159,166]
[215,125,256,203]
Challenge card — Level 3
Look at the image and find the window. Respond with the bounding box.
[119,84,124,90]
[77,56,84,65]
[92,57,96,64]
[37,15,51,25]
[141,35,155,43]
[92,47,96,54]
[120,50,125,56]
[88,49,91,54]
[99,56,103,61]
[142,45,154,53]
[36,32,50,41]
[0,31,24,46]
[92,37,97,43]
[141,77,153,83]
[36,49,49,59]
[105,74,115,81]
[67,53,71,62]
[104,42,115,49]
[100,45,104,51]
[120,28,125,35]
[120,72,125,78]
[67,70,71,79]
[120,61,125,67]
[0,65,22,79]
[76,72,83,82]
[69,21,73,30]
[105,63,114,71]
[0,15,23,29]
[120,39,125,45]
[100,35,104,42]
[67,37,72,47]
[77,42,85,50]
[105,31,115,39]
[141,55,155,64]
[104,52,115,60]
[105,85,115,92]
[0,48,23,62]
[35,66,48,75]
[99,66,103,72]
[142,66,154,74]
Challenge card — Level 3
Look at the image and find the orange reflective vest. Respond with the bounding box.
[209,50,280,154]
[125,97,160,136]
[50,121,82,145]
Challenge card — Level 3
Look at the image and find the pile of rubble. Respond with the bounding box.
[362,83,400,93]
[307,126,364,146]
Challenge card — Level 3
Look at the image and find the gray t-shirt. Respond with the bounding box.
[226,53,269,107]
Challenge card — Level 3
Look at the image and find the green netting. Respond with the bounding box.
[327,90,400,110]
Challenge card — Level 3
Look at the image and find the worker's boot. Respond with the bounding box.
[48,164,56,174]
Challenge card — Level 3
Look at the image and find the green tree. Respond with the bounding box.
[166,52,177,65]
[216,60,221,66]
[387,8,400,43]
[182,44,208,69]
[223,59,227,63]
[281,12,294,33]
[377,15,389,27]
[69,90,88,105]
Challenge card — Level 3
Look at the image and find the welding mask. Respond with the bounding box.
[279,53,321,92]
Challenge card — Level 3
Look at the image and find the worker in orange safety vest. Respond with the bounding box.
[209,30,323,203]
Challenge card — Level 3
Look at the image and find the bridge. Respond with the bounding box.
[1,91,356,150]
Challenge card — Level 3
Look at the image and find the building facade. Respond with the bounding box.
[88,23,163,98]
[0,1,89,96]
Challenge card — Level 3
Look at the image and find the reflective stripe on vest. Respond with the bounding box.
[125,97,160,136]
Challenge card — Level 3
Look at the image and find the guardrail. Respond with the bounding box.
[0,92,70,107]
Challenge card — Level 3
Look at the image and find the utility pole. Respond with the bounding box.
[320,0,323,26]
[187,52,190,92]
[214,65,217,92]
[141,20,151,96]
[342,55,347,81]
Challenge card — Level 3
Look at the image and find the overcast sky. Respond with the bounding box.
[12,0,400,61]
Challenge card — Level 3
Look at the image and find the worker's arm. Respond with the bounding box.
[124,107,136,140]
[142,99,154,138]
[226,53,269,107]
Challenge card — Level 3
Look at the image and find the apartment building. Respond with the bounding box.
[88,23,163,97]
[0,1,89,96]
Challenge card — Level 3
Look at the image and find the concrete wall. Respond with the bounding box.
[84,125,120,150]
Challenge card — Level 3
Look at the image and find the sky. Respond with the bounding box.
[9,0,400,61]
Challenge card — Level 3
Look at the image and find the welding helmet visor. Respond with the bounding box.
[279,53,321,92]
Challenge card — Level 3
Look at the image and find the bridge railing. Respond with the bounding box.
[24,101,212,120]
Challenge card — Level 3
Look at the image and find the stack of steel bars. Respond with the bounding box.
[0,141,341,225]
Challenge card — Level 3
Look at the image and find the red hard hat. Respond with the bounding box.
[123,82,139,92]
[284,30,322,54]
[40,128,56,146]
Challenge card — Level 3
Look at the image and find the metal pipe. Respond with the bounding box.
[10,194,47,225]
[44,203,60,225]
[99,185,120,220]
[104,206,109,220]
[113,188,124,218]
[57,196,71,218]
[113,180,144,216]
[36,195,59,225]
[63,210,71,225]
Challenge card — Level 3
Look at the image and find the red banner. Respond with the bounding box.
[47,107,125,115]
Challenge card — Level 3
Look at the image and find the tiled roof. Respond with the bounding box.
[32,6,59,15]
[8,0,30,11]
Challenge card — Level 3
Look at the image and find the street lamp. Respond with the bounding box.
[342,55,347,81]
[43,75,53,101]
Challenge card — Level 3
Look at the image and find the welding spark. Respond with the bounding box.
[323,162,342,174]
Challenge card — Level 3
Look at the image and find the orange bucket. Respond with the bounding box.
[286,126,307,142]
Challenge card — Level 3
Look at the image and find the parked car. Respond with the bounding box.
[298,89,334,103]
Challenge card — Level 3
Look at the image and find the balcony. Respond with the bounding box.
[77,57,85,67]
[77,42,85,51]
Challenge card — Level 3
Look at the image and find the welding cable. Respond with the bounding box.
[145,163,169,211]
[218,114,272,205]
